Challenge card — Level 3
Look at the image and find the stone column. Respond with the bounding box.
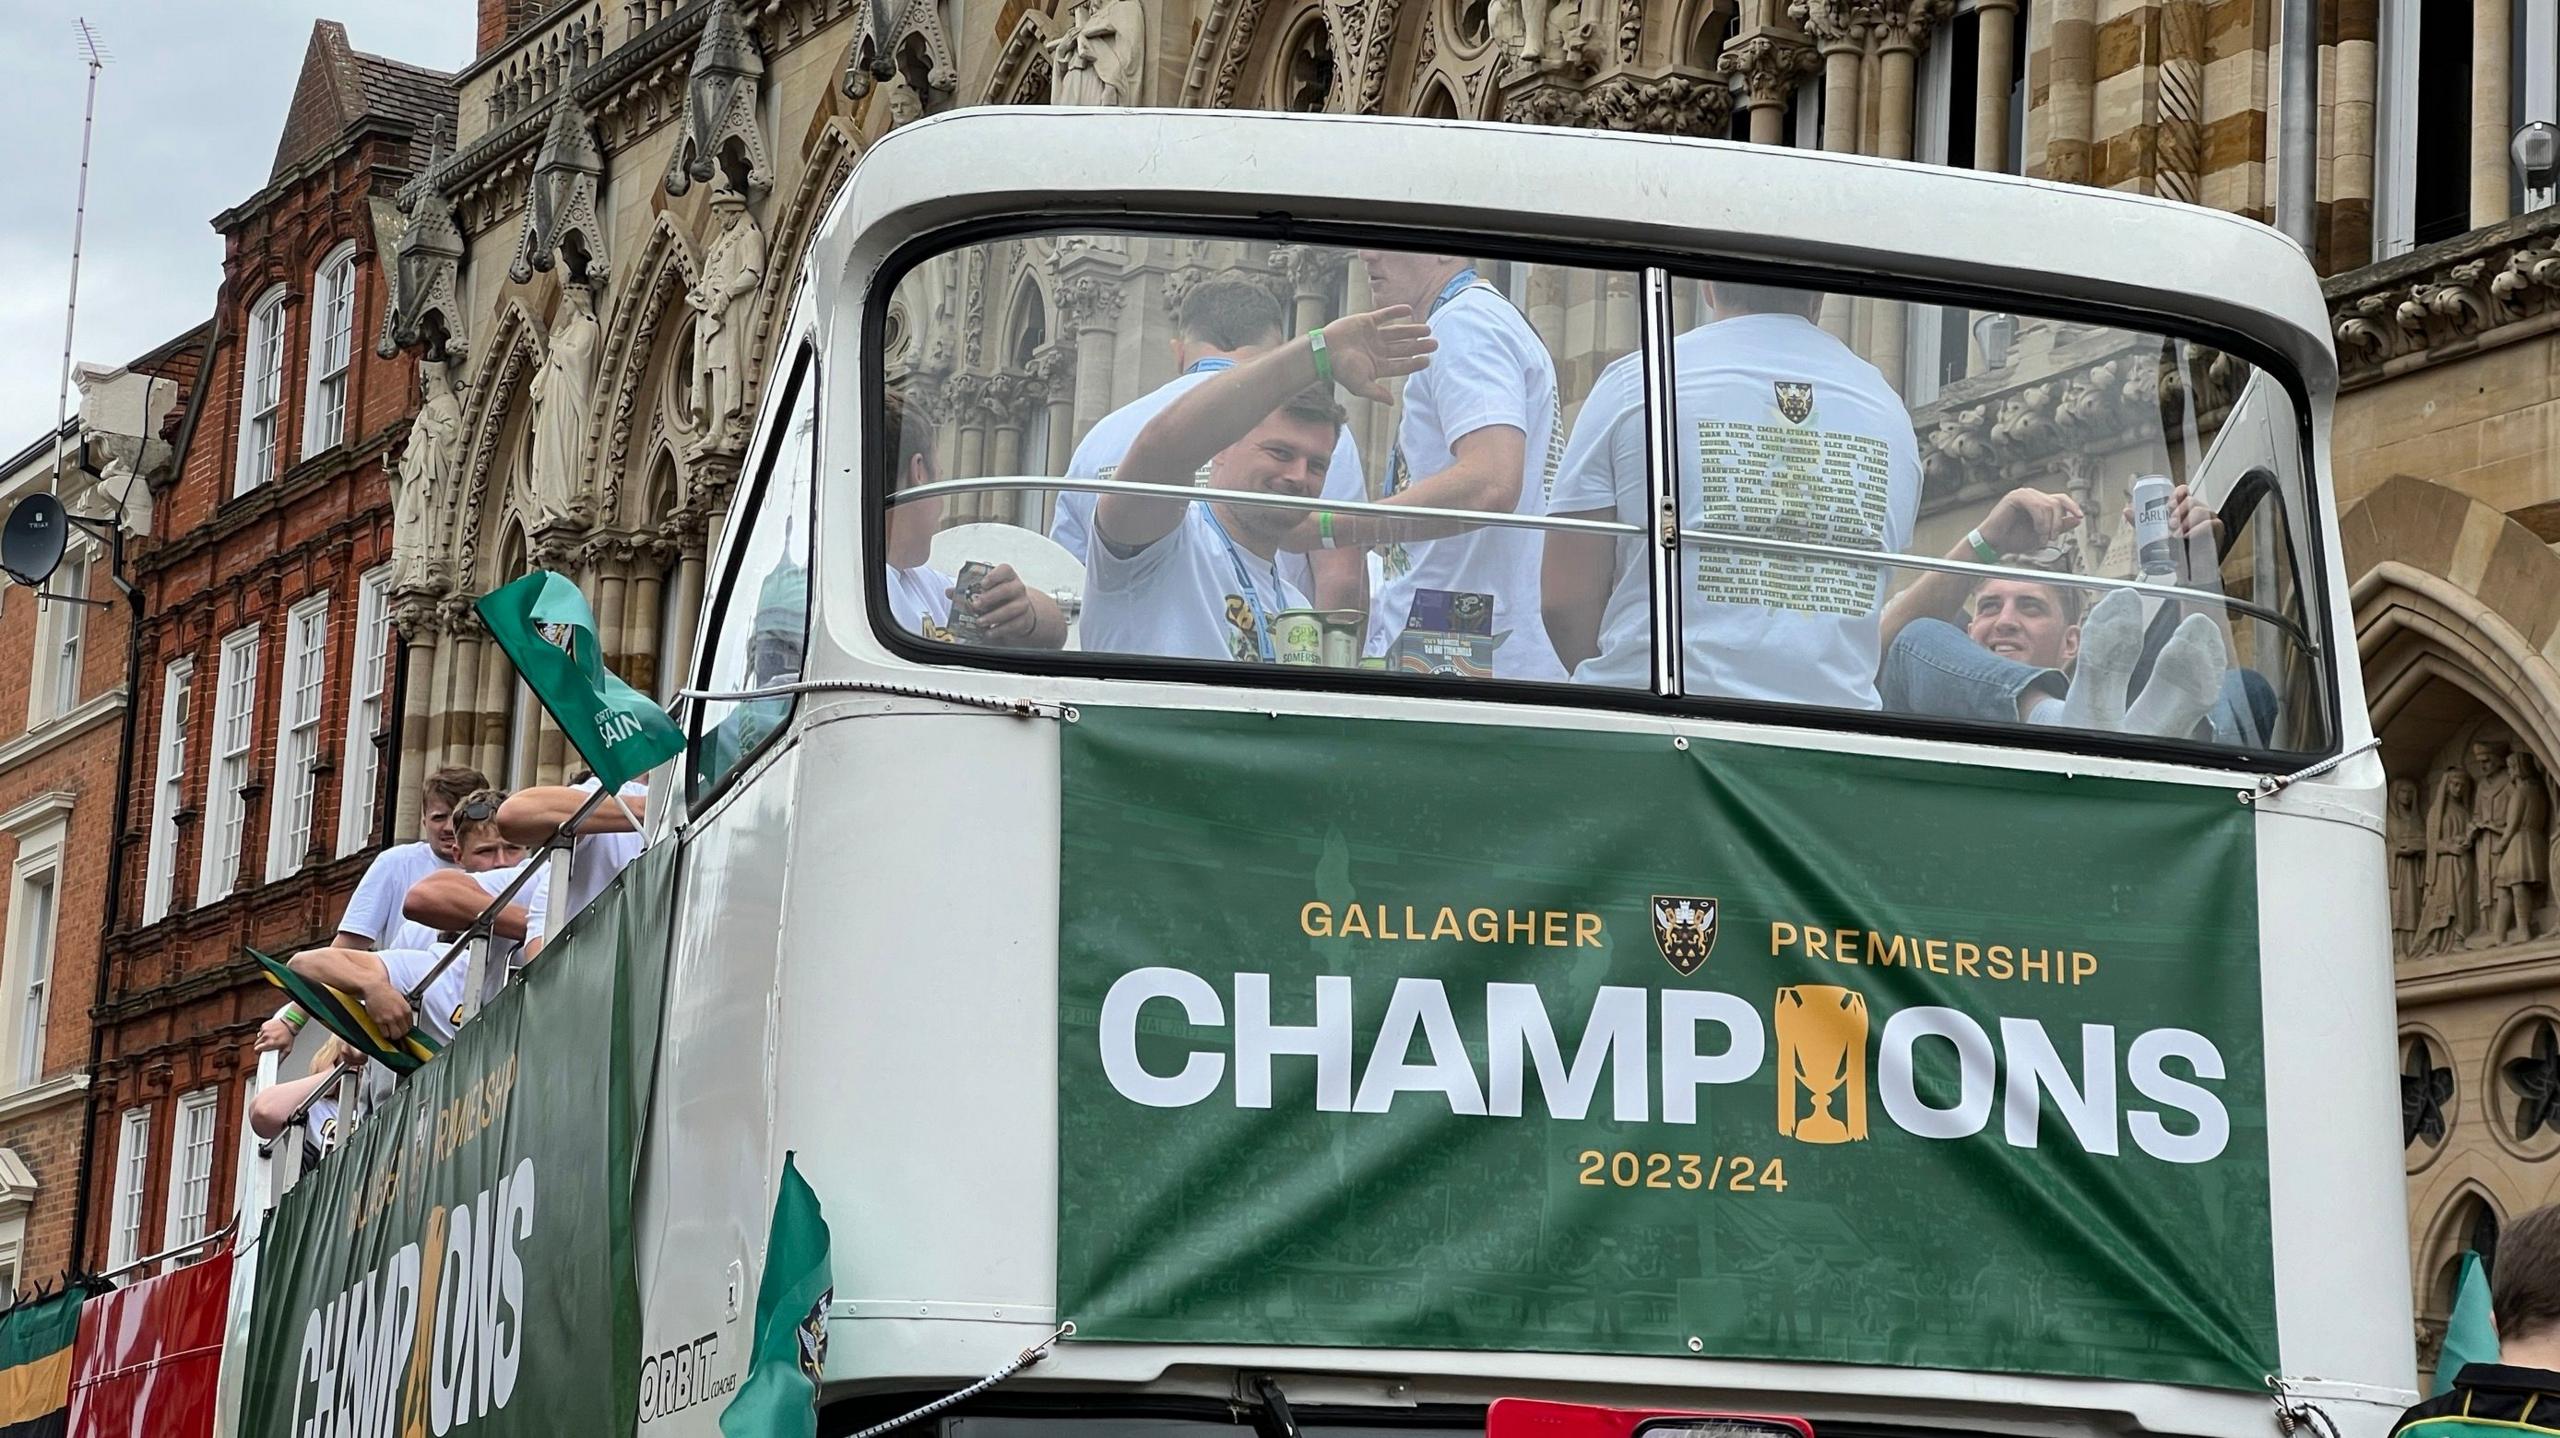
[1726,15,1819,148]
[2330,0,2378,262]
[987,374,1029,527]
[390,599,442,840]
[591,545,630,677]
[2474,0,2514,229]
[2045,0,2097,185]
[628,542,672,703]
[1868,2,1943,385]
[668,523,707,699]
[948,373,992,524]
[1792,1,1869,154]
[1055,273,1127,451]
[472,626,511,788]
[1275,245,1350,336]
[1973,0,2018,169]
[1029,344,1077,531]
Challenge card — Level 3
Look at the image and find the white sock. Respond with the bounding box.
[2123,614,2229,739]
[2058,589,2142,731]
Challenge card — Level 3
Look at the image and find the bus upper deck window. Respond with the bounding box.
[872,230,2331,760]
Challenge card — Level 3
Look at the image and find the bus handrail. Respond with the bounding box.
[880,473,2317,655]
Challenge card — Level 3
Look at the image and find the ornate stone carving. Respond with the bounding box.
[527,282,602,531]
[1495,0,1601,74]
[392,359,463,594]
[1028,342,1076,402]
[1053,272,1128,330]
[664,0,773,198]
[2391,776,2427,955]
[1871,0,1953,51]
[1504,72,1731,137]
[2418,764,2478,956]
[510,100,610,287]
[1723,27,1819,109]
[686,189,767,455]
[2327,209,2560,383]
[2483,746,2550,946]
[378,160,468,364]
[1049,0,1149,105]
[844,0,958,110]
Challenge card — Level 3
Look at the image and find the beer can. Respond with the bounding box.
[2131,474,2175,577]
[1318,610,1363,668]
[946,560,994,643]
[1273,609,1326,665]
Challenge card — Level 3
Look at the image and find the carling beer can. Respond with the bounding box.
[2131,474,2175,577]
[946,560,993,643]
[1273,609,1326,665]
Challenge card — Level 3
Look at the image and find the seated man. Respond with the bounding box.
[880,389,1068,648]
[1543,280,1922,705]
[1876,484,2250,742]
[1084,305,1432,662]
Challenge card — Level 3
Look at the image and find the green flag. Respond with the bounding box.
[721,1153,833,1438]
[251,948,440,1074]
[475,570,684,792]
[2434,1249,2498,1395]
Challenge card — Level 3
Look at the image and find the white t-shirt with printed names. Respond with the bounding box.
[886,564,955,641]
[526,779,649,945]
[1049,368,1367,600]
[1366,286,1564,679]
[1083,502,1310,663]
[1549,312,1923,707]
[338,841,450,944]
[375,947,470,1045]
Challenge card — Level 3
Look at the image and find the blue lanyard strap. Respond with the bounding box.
[1200,507,1280,662]
[1184,356,1238,375]
[1429,269,1485,318]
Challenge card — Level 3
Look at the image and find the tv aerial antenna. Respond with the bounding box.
[52,18,111,488]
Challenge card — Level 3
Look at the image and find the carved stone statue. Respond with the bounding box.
[882,71,925,128]
[2389,777,2427,955]
[688,188,767,451]
[526,282,601,529]
[2421,766,2477,956]
[1047,0,1147,106]
[2491,748,2551,945]
[392,360,462,591]
[1490,0,1542,63]
[2471,737,2515,937]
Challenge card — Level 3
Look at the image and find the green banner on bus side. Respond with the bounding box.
[1057,707,2276,1390]
[237,839,677,1438]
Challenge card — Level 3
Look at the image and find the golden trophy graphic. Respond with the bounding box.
[1776,984,1869,1143]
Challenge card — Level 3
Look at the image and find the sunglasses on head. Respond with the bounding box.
[455,795,503,823]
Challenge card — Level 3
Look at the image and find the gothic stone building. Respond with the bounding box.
[77,22,448,1276]
[371,0,2559,1356]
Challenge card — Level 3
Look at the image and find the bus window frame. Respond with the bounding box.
[686,341,820,811]
[860,214,2341,774]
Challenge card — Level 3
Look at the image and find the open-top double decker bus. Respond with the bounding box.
[233,108,2408,1438]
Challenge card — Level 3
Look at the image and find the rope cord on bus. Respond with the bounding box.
[677,679,1075,722]
[842,1321,1076,1438]
[2269,1376,2344,1438]
[2238,735,2381,804]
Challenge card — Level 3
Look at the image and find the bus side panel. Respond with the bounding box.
[632,742,804,1435]
[775,708,1066,1379]
[2259,802,2415,1428]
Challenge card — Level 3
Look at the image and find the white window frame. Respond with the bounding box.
[28,546,92,727]
[142,658,194,923]
[336,568,394,857]
[197,626,261,904]
[266,595,330,881]
[236,285,289,494]
[303,244,358,455]
[107,1106,149,1272]
[162,1086,219,1251]
[3,823,63,1092]
[2373,0,2419,258]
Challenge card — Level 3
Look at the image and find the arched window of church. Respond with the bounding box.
[1454,0,1489,49]
[1282,13,1335,113]
[1416,81,1461,120]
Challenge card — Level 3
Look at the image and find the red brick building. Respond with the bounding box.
[0,325,206,1293]
[79,21,452,1275]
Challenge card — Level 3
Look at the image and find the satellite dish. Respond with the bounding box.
[0,494,67,588]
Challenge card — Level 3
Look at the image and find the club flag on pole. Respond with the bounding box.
[2434,1249,2499,1395]
[0,1287,93,1438]
[476,570,685,793]
[250,949,440,1074]
[720,1153,833,1438]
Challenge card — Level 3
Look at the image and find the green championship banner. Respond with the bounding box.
[1058,708,2275,1390]
[238,840,676,1438]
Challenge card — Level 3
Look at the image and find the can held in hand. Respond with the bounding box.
[947,560,994,643]
[2131,474,2175,577]
[1273,609,1326,665]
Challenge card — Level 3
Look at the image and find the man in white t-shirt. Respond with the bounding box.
[1083,305,1435,663]
[499,775,664,956]
[880,388,1068,648]
[1050,275,1369,613]
[402,788,538,961]
[254,764,488,1054]
[1284,251,1561,679]
[1544,280,1924,707]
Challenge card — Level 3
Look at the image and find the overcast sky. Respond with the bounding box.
[0,3,477,442]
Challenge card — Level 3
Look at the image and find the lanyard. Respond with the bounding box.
[1184,356,1237,375]
[1199,507,1280,663]
[1429,268,1487,318]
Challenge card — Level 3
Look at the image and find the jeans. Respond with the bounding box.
[1880,618,2277,746]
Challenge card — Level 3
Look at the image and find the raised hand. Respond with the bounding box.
[1978,487,2084,556]
[1319,305,1437,403]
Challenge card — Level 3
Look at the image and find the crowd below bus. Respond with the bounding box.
[884,256,2283,750]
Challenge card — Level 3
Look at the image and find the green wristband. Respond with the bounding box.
[1965,527,1999,564]
[1308,328,1333,387]
[1318,510,1337,550]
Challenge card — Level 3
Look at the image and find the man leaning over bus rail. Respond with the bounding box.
[1049,275,1369,614]
[402,788,535,955]
[1278,251,1562,679]
[2395,1201,2560,1438]
[254,764,490,1054]
[498,776,651,960]
[1084,305,1434,663]
[286,795,536,1043]
[1542,280,1921,704]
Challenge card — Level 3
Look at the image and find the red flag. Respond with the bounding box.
[65,1247,229,1438]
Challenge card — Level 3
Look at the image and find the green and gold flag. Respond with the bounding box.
[250,949,440,1074]
[0,1288,88,1438]
[476,570,684,792]
[720,1154,833,1438]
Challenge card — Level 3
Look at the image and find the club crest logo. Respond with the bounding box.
[537,620,577,656]
[797,1287,833,1382]
[1650,895,1719,976]
[1774,381,1816,424]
